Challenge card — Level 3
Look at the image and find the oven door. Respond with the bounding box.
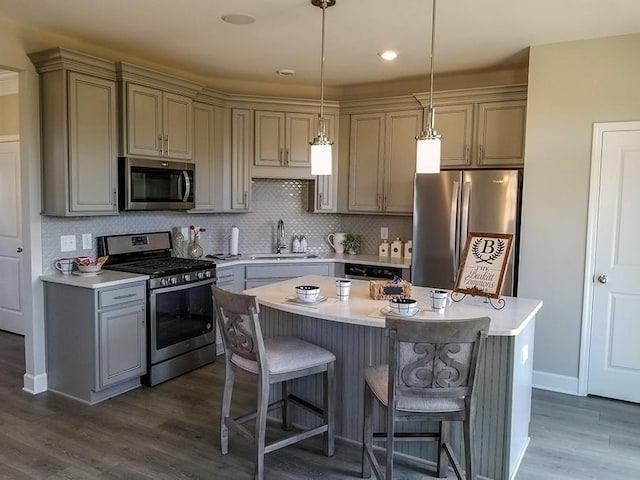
[149,278,215,365]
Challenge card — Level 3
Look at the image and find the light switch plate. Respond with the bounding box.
[82,233,92,250]
[380,227,389,240]
[60,235,76,252]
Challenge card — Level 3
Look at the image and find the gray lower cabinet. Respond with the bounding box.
[244,262,334,289]
[45,281,147,404]
[215,265,244,293]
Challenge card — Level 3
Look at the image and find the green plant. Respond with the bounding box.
[342,234,362,254]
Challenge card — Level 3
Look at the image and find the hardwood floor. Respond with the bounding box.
[2,331,639,479]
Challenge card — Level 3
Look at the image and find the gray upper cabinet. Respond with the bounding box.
[348,110,421,214]
[231,108,252,211]
[254,111,315,168]
[475,100,526,166]
[29,48,119,216]
[435,104,474,167]
[125,83,192,160]
[308,114,338,213]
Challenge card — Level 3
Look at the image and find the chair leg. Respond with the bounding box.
[361,383,374,479]
[463,417,475,480]
[281,380,292,431]
[220,358,235,455]
[437,421,450,478]
[385,396,394,480]
[323,361,336,457]
[255,374,270,480]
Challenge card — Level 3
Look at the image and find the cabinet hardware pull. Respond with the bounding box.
[112,189,117,207]
[478,145,484,164]
[285,148,289,165]
[243,191,248,207]
[159,135,164,154]
[166,135,170,156]
[465,145,470,164]
[113,293,137,300]
[377,194,382,211]
[279,148,283,165]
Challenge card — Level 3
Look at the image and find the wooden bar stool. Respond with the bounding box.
[212,285,336,480]
[362,316,490,480]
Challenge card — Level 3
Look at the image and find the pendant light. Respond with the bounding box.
[310,0,335,176]
[415,0,442,174]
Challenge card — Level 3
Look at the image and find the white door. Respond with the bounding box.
[588,125,640,402]
[0,140,23,335]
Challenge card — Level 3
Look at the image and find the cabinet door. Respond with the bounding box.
[163,92,192,160]
[436,104,474,168]
[231,109,252,210]
[98,303,146,389]
[286,112,315,167]
[475,100,526,166]
[193,102,216,211]
[313,114,338,212]
[68,72,118,213]
[348,113,385,212]
[384,110,421,213]
[127,84,163,157]
[254,111,285,166]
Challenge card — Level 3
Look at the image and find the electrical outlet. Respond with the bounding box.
[380,227,389,240]
[82,233,92,250]
[60,235,76,252]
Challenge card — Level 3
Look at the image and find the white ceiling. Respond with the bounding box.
[2,0,640,87]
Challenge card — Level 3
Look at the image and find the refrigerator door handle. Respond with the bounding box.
[460,181,472,253]
[450,181,460,281]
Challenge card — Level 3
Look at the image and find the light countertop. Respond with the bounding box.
[40,271,149,289]
[204,253,411,269]
[244,275,542,336]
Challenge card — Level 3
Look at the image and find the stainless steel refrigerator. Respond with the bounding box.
[411,169,522,296]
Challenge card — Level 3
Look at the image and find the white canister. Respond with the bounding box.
[327,232,347,254]
[404,240,413,261]
[300,235,308,253]
[378,239,389,258]
[390,237,403,259]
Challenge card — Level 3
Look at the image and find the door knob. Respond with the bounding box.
[597,274,608,284]
[16,247,22,253]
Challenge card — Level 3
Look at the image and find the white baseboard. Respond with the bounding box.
[532,370,581,396]
[23,372,47,394]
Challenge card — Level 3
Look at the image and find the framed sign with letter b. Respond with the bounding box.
[453,232,514,299]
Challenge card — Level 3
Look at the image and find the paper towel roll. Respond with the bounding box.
[230,225,239,256]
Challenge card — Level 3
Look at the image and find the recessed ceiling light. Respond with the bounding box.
[221,14,255,25]
[378,50,399,61]
[276,69,295,77]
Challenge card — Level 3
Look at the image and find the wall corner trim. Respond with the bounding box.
[532,369,580,396]
[23,372,47,394]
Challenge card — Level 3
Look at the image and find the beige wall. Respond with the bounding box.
[519,34,640,387]
[0,94,19,135]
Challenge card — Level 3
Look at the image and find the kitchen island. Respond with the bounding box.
[244,275,542,480]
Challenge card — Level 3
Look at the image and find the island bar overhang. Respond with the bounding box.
[244,275,542,480]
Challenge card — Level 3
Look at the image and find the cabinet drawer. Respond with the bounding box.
[245,263,331,279]
[99,284,146,309]
[216,268,234,282]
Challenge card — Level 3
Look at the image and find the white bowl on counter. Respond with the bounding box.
[295,285,320,303]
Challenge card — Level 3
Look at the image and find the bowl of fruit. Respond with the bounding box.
[74,256,108,273]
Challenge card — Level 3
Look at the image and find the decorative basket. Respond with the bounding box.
[369,280,412,300]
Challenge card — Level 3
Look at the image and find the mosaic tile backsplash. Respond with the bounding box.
[42,179,412,274]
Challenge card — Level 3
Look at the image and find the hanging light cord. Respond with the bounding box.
[428,0,437,115]
[319,0,327,135]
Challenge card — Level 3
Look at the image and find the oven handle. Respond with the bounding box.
[181,170,191,203]
[150,277,216,295]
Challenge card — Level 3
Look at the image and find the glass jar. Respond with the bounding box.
[188,234,203,258]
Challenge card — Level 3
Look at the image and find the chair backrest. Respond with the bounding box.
[211,285,265,364]
[385,316,490,404]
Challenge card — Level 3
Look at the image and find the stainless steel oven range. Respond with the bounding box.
[98,231,216,386]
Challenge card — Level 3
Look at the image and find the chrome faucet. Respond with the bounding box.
[276,219,287,254]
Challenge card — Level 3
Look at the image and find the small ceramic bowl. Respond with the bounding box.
[389,297,418,316]
[295,285,320,303]
[77,263,103,273]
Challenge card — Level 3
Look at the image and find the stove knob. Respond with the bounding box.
[205,271,212,278]
[161,278,169,287]
[196,271,204,280]
[170,277,178,285]
[183,274,191,282]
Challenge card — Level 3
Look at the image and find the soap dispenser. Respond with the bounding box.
[378,239,389,258]
[390,237,403,259]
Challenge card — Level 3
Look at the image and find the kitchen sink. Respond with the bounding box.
[249,253,319,260]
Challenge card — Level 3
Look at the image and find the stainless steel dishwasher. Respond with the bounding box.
[343,263,406,281]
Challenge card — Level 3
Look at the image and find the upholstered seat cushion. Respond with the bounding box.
[232,336,335,375]
[364,365,465,413]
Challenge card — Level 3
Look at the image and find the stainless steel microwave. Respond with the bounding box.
[119,157,195,211]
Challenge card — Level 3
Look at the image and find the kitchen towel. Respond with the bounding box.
[230,225,239,256]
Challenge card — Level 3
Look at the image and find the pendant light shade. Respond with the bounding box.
[415,0,442,174]
[310,0,335,176]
